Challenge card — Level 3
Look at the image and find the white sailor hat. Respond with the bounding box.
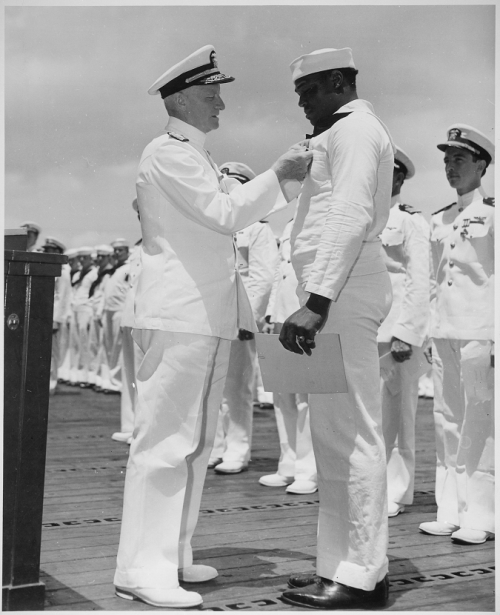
[65,248,80,259]
[148,45,235,98]
[111,238,129,249]
[20,221,41,234]
[43,236,66,252]
[132,198,139,212]
[394,146,415,180]
[95,244,114,255]
[220,162,256,183]
[437,124,495,166]
[290,48,356,83]
[78,246,94,256]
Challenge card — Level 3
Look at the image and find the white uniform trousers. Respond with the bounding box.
[211,338,257,464]
[49,327,61,393]
[87,318,103,386]
[114,330,231,590]
[379,342,422,506]
[432,339,495,532]
[119,326,144,434]
[273,393,316,482]
[307,270,392,591]
[102,309,123,391]
[57,320,71,381]
[69,309,93,384]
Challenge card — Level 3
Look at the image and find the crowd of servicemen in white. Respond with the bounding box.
[19,41,494,612]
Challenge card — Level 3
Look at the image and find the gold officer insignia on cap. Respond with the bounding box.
[210,51,218,68]
[448,128,461,140]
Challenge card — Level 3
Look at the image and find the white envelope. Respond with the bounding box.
[255,333,348,394]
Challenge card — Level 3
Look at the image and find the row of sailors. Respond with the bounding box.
[30,222,142,445]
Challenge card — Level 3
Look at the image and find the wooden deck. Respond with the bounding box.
[40,386,495,611]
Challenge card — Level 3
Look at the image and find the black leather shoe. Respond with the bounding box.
[288,573,322,588]
[280,575,389,610]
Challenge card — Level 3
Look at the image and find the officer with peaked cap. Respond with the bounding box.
[209,162,279,474]
[113,44,311,609]
[279,47,394,609]
[20,221,41,251]
[377,146,430,518]
[419,124,495,545]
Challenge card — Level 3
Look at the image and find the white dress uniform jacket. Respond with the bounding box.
[291,99,395,591]
[234,221,278,328]
[267,218,301,323]
[133,117,282,338]
[430,187,494,341]
[378,197,430,346]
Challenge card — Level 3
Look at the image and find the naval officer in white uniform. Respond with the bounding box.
[113,44,312,609]
[378,147,430,517]
[419,124,495,545]
[279,47,394,610]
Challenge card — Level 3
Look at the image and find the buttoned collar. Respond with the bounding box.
[165,116,207,149]
[457,185,487,209]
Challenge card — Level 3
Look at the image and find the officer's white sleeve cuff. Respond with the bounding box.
[391,324,426,348]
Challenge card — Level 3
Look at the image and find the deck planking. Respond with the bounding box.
[39,388,495,612]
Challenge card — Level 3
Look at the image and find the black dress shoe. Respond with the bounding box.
[288,573,322,588]
[280,575,389,610]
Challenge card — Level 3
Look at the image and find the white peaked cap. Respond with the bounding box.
[148,45,235,98]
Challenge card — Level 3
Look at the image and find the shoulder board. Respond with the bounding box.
[432,202,456,216]
[399,203,421,215]
[483,197,495,207]
[259,220,269,223]
[167,131,189,142]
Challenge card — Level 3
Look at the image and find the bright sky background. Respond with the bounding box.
[4,1,496,249]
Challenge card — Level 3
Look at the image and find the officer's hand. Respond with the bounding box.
[423,343,432,364]
[279,306,327,356]
[391,337,412,362]
[238,328,255,341]
[290,139,310,150]
[272,148,313,183]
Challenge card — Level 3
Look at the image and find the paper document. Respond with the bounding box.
[379,348,431,395]
[255,333,347,394]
